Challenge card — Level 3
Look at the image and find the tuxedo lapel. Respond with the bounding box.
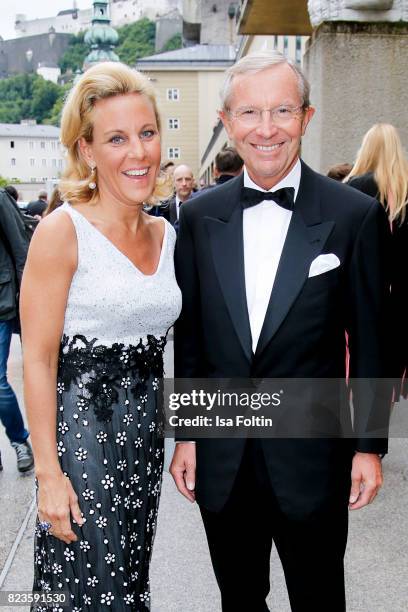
[169,199,177,225]
[205,176,253,362]
[255,162,335,358]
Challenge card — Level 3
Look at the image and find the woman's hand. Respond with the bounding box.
[38,473,84,544]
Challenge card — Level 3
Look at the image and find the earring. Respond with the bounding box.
[88,166,96,190]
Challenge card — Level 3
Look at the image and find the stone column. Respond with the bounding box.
[302,3,408,173]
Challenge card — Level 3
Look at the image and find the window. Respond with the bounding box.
[167,147,180,160]
[58,159,63,168]
[30,158,35,166]
[274,35,279,49]
[30,177,36,183]
[11,158,16,166]
[10,140,14,148]
[40,141,45,149]
[42,159,47,167]
[295,36,302,64]
[52,159,57,167]
[167,88,179,101]
[51,141,56,150]
[168,118,180,130]
[29,141,34,150]
[283,36,288,57]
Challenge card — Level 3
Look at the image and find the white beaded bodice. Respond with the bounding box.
[57,203,181,346]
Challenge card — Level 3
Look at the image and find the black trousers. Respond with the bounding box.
[200,440,348,612]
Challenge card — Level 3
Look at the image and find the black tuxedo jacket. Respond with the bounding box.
[174,161,391,516]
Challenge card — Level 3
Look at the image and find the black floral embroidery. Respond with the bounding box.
[58,334,166,422]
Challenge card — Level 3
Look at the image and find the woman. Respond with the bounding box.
[346,123,408,395]
[43,187,63,216]
[20,62,181,610]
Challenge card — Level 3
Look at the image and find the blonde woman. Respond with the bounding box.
[20,62,181,610]
[346,123,408,395]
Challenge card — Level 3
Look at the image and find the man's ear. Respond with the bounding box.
[78,137,95,168]
[301,106,315,136]
[218,109,233,141]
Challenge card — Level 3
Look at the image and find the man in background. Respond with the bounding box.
[0,189,34,473]
[165,164,195,227]
[26,190,48,218]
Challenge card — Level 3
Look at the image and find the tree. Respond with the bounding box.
[0,74,65,125]
[161,33,182,52]
[58,32,88,74]
[116,18,156,64]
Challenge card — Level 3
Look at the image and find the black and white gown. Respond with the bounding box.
[32,203,182,612]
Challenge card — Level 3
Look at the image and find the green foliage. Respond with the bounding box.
[0,176,9,188]
[58,18,156,74]
[58,32,88,74]
[161,33,182,52]
[0,18,165,127]
[0,74,65,125]
[43,83,71,127]
[116,18,156,64]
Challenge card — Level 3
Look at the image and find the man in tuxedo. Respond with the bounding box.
[170,51,391,612]
[167,164,194,226]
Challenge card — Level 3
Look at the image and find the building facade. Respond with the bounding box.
[136,44,235,179]
[14,1,181,39]
[0,122,64,185]
[0,32,71,80]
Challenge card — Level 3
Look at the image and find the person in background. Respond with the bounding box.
[26,190,48,218]
[167,164,195,225]
[191,147,244,199]
[43,187,63,216]
[150,164,195,226]
[4,185,20,210]
[327,163,353,182]
[0,189,33,473]
[346,123,408,396]
[162,160,175,177]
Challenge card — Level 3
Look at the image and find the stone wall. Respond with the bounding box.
[302,21,408,173]
[0,33,71,79]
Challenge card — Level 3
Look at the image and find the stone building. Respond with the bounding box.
[0,121,64,187]
[136,44,235,178]
[13,1,182,38]
[0,32,71,80]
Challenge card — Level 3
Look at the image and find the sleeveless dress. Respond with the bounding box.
[32,203,182,612]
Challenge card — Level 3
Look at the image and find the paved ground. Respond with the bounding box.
[0,338,407,611]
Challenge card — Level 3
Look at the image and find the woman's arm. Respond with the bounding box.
[20,211,83,543]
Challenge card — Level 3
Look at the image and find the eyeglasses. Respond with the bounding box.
[227,105,305,127]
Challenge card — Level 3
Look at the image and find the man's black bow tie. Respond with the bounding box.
[241,186,295,211]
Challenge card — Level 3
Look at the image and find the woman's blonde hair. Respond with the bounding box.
[59,62,171,205]
[346,123,408,223]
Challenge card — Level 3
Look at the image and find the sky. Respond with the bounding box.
[0,0,92,41]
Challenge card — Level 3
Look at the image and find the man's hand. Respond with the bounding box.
[349,452,383,510]
[170,442,196,503]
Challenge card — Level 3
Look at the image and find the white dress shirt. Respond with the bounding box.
[243,159,301,353]
[175,196,182,220]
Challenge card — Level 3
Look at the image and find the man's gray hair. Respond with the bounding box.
[220,50,311,110]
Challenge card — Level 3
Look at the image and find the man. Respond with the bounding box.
[0,189,34,472]
[166,164,194,226]
[190,147,243,199]
[170,51,390,611]
[26,190,48,218]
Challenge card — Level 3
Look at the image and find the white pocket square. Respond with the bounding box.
[308,253,340,278]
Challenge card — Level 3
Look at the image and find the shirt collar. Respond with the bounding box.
[243,158,301,203]
[176,195,181,207]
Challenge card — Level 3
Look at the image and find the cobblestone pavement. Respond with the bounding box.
[0,338,407,611]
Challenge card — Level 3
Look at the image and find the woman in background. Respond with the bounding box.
[346,123,408,396]
[43,187,63,216]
